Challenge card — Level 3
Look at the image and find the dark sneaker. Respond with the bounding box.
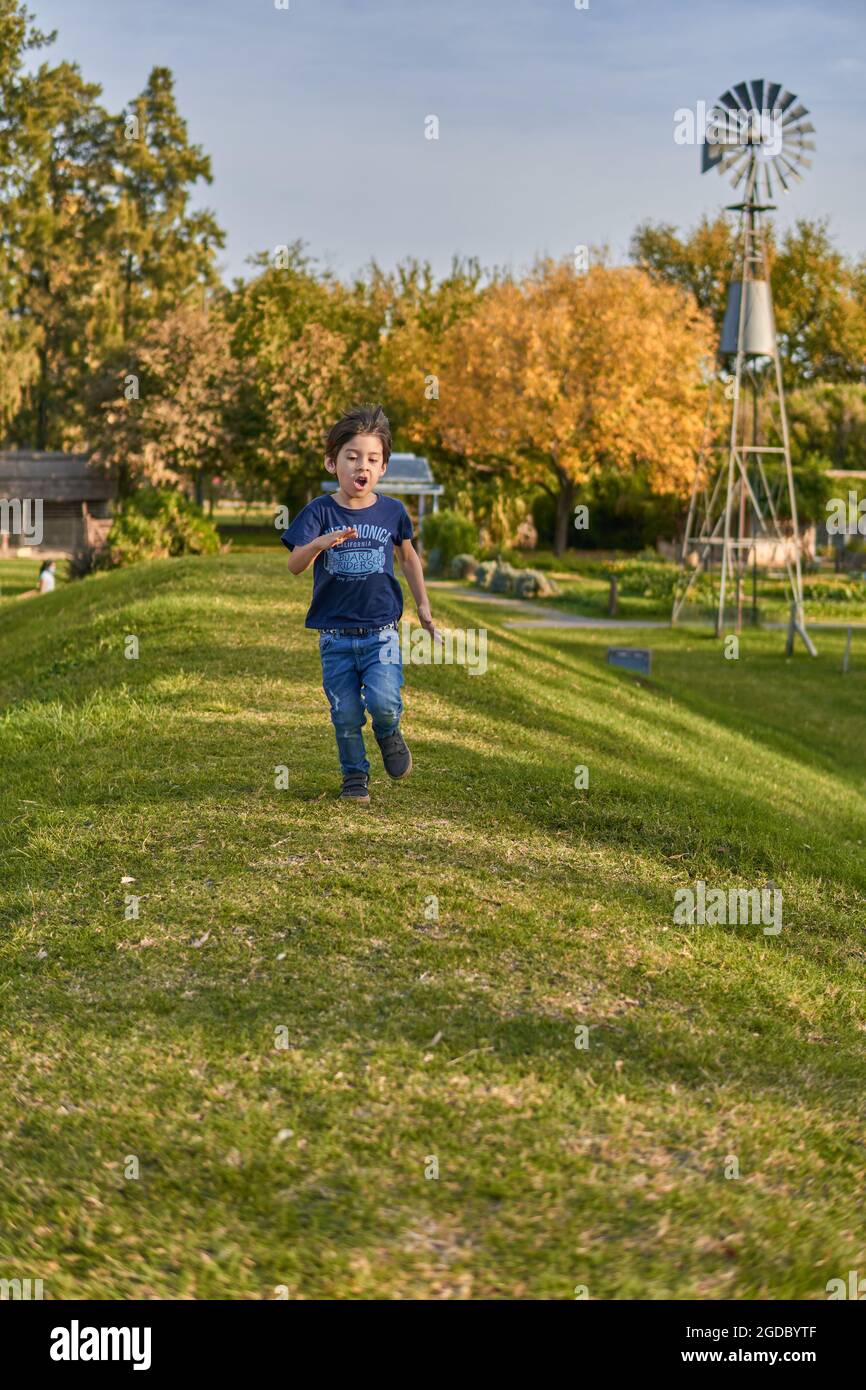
[375,729,412,779]
[340,772,370,803]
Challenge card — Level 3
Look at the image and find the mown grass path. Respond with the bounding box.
[1,553,865,1298]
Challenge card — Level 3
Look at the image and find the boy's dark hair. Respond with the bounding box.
[325,403,391,466]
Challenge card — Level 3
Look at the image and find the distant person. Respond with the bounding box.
[38,560,57,593]
[17,558,57,600]
[282,403,438,804]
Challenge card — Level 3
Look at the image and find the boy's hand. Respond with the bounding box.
[417,604,442,644]
[317,526,357,549]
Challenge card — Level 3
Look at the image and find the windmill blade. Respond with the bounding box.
[706,105,743,147]
[782,103,808,125]
[734,81,753,110]
[787,121,816,135]
[787,138,817,154]
[719,147,751,178]
[701,141,724,173]
[765,81,782,111]
[770,157,791,192]
[719,89,740,111]
[763,163,774,200]
[774,89,798,116]
[776,154,803,183]
[750,79,765,110]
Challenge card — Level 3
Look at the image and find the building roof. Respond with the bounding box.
[321,452,443,497]
[0,451,116,502]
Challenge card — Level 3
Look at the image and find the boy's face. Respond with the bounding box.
[325,433,387,501]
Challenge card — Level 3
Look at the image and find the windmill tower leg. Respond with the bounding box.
[717,168,754,640]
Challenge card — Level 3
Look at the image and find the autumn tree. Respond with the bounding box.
[436,258,715,554]
[372,255,485,466]
[91,303,241,501]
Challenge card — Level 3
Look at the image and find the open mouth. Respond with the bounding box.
[352,475,369,490]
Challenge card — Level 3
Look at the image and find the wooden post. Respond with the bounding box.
[608,574,619,617]
[785,600,796,657]
[843,626,852,674]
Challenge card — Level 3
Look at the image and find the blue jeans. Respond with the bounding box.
[319,629,404,775]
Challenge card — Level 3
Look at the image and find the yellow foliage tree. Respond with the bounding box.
[437,259,716,553]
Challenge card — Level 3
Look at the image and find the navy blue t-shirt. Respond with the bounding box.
[281,493,414,630]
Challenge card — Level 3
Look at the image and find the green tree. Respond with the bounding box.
[631,215,866,387]
[225,243,377,505]
[0,5,224,449]
[0,3,52,435]
[112,66,224,346]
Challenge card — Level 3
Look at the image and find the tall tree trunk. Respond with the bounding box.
[123,252,133,345]
[35,346,49,450]
[553,476,576,556]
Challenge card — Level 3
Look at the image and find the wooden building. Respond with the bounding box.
[0,451,115,556]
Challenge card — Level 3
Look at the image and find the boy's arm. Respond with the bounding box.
[396,539,437,636]
[286,526,357,575]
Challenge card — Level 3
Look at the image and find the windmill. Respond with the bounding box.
[672,80,818,655]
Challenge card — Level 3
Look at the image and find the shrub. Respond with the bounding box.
[100,488,221,569]
[489,560,519,593]
[421,509,477,571]
[473,560,496,590]
[608,557,680,600]
[514,569,559,598]
[450,553,479,580]
[801,575,865,603]
[471,560,558,599]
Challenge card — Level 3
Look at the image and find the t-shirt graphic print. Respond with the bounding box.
[322,521,389,578]
[280,493,414,630]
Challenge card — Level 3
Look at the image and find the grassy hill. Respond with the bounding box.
[1,552,865,1299]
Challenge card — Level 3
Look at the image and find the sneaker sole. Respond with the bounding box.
[340,792,371,803]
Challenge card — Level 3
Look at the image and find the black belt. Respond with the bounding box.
[319,622,398,636]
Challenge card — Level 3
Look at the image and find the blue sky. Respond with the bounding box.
[30,0,866,283]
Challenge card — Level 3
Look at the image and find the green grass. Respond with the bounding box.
[217,522,279,552]
[1,551,865,1299]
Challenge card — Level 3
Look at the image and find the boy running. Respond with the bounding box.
[281,403,437,804]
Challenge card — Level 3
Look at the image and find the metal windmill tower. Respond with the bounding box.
[672,79,817,654]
